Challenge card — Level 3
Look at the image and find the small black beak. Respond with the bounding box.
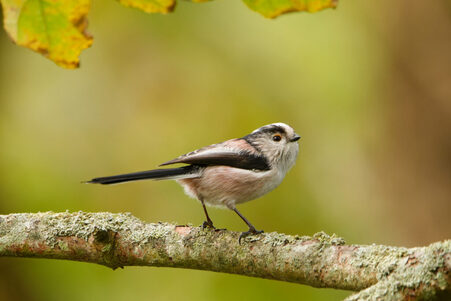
[290,134,301,142]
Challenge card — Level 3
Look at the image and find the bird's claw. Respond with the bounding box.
[239,227,264,244]
[202,220,215,229]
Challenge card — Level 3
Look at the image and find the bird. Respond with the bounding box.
[87,123,300,241]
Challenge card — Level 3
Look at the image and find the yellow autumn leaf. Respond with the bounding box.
[1,0,93,69]
[242,0,338,18]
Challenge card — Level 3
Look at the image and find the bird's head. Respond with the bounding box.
[244,123,300,173]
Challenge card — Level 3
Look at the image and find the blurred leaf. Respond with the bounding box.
[0,0,338,69]
[242,0,338,18]
[118,0,175,14]
[0,0,93,68]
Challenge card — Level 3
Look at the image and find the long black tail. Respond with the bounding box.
[86,166,200,185]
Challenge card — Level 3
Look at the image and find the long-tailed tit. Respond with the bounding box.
[87,123,300,241]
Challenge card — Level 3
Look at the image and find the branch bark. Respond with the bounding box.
[0,212,449,300]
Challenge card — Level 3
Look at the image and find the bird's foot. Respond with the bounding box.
[201,221,226,232]
[239,227,264,244]
[202,220,215,229]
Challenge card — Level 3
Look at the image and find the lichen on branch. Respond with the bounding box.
[0,212,449,300]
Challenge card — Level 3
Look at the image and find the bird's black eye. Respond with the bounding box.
[272,134,282,142]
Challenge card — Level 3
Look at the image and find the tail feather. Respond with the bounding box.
[86,166,200,185]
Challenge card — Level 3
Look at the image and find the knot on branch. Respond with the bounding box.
[93,229,122,270]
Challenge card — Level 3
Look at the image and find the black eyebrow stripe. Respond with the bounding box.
[249,125,287,137]
[260,125,286,135]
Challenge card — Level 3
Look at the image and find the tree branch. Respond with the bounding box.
[0,212,449,300]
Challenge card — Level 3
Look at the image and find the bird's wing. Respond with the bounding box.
[159,139,270,171]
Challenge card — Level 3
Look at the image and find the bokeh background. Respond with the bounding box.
[1,1,450,300]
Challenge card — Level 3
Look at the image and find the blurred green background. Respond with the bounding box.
[1,1,450,300]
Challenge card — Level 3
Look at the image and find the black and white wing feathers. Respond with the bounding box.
[160,141,270,171]
[87,139,270,186]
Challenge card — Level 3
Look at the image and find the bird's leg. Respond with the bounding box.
[201,199,215,229]
[231,207,264,243]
